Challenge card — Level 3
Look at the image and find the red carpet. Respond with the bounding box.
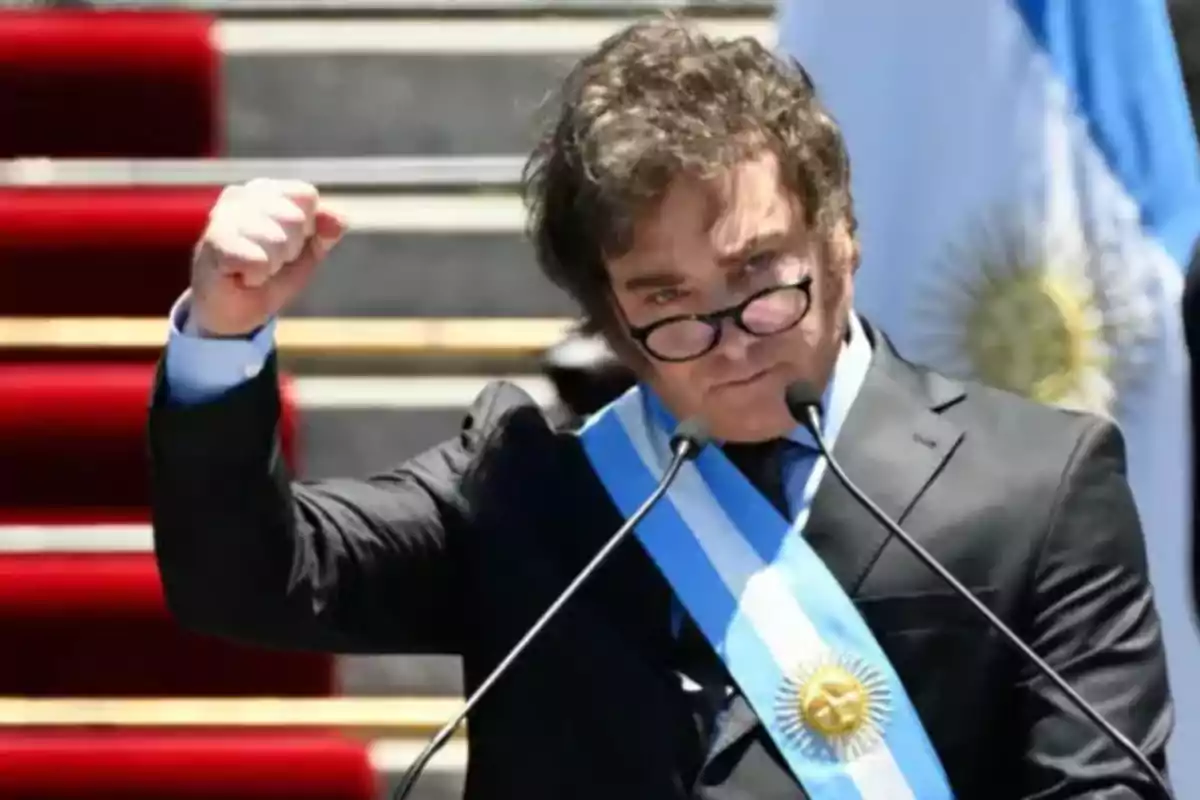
[0,363,297,521]
[0,10,219,158]
[0,11,385,796]
[0,187,220,317]
[0,733,375,799]
[0,554,333,696]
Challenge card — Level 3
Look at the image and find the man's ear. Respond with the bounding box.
[830,221,860,274]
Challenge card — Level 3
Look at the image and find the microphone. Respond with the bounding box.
[783,381,1173,800]
[391,417,712,800]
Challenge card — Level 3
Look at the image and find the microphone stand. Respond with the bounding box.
[392,425,708,799]
[795,402,1174,800]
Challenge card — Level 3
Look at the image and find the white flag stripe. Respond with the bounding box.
[845,747,916,800]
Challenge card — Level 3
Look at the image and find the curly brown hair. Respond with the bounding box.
[522,16,857,336]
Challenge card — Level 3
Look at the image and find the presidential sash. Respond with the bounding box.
[578,387,954,800]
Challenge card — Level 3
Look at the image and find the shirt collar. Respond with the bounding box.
[787,311,871,451]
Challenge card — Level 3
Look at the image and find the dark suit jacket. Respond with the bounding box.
[148,322,1172,799]
[1182,254,1200,623]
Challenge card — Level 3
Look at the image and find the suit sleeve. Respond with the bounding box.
[1016,420,1173,799]
[148,354,516,655]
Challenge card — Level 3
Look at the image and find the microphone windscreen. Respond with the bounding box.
[671,417,713,456]
[784,381,823,423]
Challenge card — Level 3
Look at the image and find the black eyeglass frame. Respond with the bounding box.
[624,276,815,363]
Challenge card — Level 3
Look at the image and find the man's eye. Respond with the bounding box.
[647,288,685,306]
[745,252,777,273]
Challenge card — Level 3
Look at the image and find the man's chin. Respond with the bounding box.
[705,398,795,443]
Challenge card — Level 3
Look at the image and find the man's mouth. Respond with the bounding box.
[717,368,773,389]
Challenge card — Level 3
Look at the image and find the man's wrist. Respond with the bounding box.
[182,308,263,340]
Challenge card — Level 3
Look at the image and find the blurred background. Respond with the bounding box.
[0,1,1198,798]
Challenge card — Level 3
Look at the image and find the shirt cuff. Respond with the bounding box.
[163,291,278,405]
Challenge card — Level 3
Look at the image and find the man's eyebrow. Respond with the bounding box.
[622,271,686,291]
[716,229,789,266]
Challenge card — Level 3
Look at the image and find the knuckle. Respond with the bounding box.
[243,177,279,191]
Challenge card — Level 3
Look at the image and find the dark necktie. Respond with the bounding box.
[723,439,796,517]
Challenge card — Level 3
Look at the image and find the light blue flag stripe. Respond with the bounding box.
[1013,0,1200,263]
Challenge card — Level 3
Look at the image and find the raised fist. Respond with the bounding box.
[188,178,347,337]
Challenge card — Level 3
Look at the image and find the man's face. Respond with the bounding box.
[606,152,856,442]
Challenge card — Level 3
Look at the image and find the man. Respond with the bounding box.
[149,19,1172,799]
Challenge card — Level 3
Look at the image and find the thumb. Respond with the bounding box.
[312,204,348,260]
[266,237,324,304]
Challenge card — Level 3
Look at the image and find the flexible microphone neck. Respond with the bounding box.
[392,418,710,800]
[786,388,1172,800]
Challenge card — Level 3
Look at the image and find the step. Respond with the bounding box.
[0,363,299,520]
[0,184,572,319]
[0,554,335,696]
[298,375,556,478]
[0,10,217,158]
[0,733,462,800]
[0,695,458,736]
[0,316,574,375]
[0,697,466,800]
[0,733,375,800]
[373,739,465,800]
[0,519,467,696]
[294,230,573,319]
[0,370,570,519]
[218,16,773,156]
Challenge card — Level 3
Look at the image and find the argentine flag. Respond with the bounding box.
[778,0,1200,793]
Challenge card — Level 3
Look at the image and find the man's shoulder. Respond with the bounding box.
[891,351,1116,483]
[458,379,563,454]
[457,379,594,480]
[865,320,1111,470]
[960,375,1110,456]
[452,379,623,538]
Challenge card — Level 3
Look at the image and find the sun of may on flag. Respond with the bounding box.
[778,0,1200,794]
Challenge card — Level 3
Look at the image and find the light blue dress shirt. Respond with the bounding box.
[163,292,279,405]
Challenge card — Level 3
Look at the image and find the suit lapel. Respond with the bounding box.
[701,321,967,775]
[803,329,966,595]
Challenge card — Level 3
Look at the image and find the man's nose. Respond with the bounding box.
[714,316,756,361]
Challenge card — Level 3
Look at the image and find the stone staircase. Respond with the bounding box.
[1,1,773,797]
[226,6,769,796]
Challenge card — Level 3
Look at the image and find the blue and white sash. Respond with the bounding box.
[579,388,953,799]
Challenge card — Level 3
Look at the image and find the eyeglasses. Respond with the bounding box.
[627,277,814,363]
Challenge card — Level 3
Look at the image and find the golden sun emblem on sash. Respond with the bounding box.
[775,652,892,762]
[911,213,1155,418]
